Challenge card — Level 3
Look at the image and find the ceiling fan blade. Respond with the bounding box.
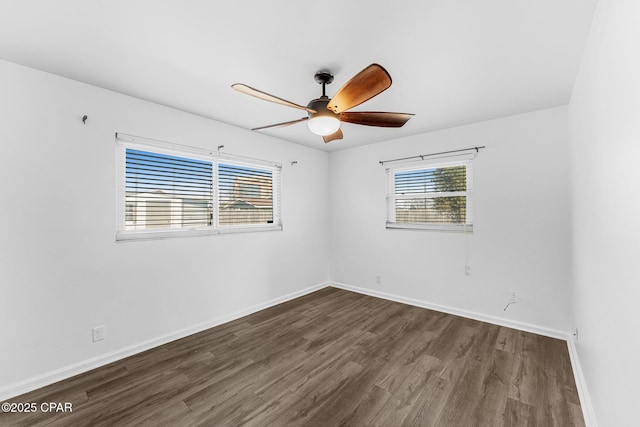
[327,64,392,114]
[322,129,343,143]
[338,111,414,128]
[252,117,308,131]
[232,84,316,113]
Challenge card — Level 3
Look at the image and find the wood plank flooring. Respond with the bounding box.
[0,287,584,426]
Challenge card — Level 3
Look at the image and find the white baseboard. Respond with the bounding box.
[0,281,330,401]
[566,338,598,427]
[330,281,597,426]
[329,282,568,339]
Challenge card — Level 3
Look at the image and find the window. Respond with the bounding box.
[218,163,275,226]
[124,148,213,231]
[386,157,473,231]
[116,133,281,240]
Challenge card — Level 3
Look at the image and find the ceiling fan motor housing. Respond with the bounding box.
[307,96,337,118]
[306,96,340,135]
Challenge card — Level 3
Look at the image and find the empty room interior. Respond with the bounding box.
[0,1,638,426]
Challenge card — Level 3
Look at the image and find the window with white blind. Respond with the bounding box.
[386,157,473,232]
[116,133,281,241]
[218,162,275,227]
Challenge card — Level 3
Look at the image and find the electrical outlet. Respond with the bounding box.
[92,325,105,342]
[375,275,382,284]
[464,265,471,276]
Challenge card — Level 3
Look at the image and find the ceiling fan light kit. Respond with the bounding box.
[232,63,414,144]
[307,114,340,136]
[306,96,340,136]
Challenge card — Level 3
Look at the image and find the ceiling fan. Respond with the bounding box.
[231,64,414,143]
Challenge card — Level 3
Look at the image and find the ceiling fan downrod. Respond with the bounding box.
[314,71,333,97]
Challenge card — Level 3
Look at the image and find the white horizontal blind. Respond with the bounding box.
[125,148,213,230]
[116,133,282,240]
[386,158,473,231]
[218,162,275,227]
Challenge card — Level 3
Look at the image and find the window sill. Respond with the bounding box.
[386,222,473,233]
[116,224,283,242]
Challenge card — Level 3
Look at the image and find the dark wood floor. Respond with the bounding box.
[1,287,584,426]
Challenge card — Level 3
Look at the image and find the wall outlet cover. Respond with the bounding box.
[92,326,105,342]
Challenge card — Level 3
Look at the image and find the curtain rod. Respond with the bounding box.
[379,146,486,165]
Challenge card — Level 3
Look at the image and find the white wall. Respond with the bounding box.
[0,60,330,395]
[330,107,573,333]
[568,0,640,425]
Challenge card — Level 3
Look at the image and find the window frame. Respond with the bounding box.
[385,154,474,232]
[116,133,282,241]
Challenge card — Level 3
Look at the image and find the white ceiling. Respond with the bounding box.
[0,0,596,151]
